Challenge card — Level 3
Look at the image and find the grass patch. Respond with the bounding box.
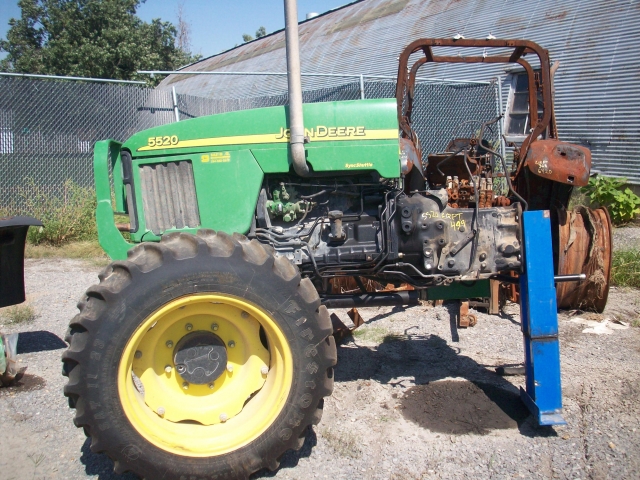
[0,303,37,325]
[319,427,361,458]
[382,333,407,343]
[611,249,640,288]
[352,326,388,343]
[25,240,110,266]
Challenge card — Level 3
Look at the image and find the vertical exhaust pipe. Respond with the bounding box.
[284,0,310,177]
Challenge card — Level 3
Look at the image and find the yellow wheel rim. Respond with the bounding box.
[117,293,293,456]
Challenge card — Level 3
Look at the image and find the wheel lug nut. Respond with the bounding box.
[227,364,234,373]
[228,340,235,348]
[211,323,218,331]
[182,382,189,390]
[261,366,269,376]
[166,340,173,348]
[134,350,142,359]
[165,365,172,373]
[208,383,215,389]
[241,311,249,319]
[185,323,193,331]
[157,407,165,416]
[219,413,229,423]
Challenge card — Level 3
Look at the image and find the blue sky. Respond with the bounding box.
[0,0,351,60]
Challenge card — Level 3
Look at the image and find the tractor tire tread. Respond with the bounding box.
[62,231,336,480]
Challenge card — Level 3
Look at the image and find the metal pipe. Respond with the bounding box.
[172,86,180,122]
[284,0,309,177]
[554,274,587,283]
[0,71,145,85]
[359,74,365,99]
[137,70,491,85]
[321,291,421,308]
[497,75,507,161]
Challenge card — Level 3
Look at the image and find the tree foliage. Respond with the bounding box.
[0,0,201,83]
[242,26,267,43]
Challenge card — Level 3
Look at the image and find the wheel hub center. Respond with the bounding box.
[173,331,227,385]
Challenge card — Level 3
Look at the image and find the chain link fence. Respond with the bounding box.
[0,74,500,214]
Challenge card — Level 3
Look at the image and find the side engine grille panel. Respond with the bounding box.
[139,160,200,235]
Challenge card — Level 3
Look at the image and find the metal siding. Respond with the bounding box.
[160,0,640,183]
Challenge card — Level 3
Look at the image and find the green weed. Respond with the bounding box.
[0,179,97,246]
[568,188,590,210]
[580,176,640,225]
[0,303,37,325]
[611,249,640,288]
[353,326,388,344]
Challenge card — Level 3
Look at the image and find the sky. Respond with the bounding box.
[0,0,351,60]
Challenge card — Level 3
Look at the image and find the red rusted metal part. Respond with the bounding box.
[396,38,556,186]
[525,140,591,187]
[329,312,352,342]
[493,196,511,207]
[556,206,612,313]
[347,308,364,329]
[458,300,477,328]
[329,277,415,294]
[329,308,364,342]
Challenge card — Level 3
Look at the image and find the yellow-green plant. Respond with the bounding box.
[2,179,97,246]
[580,176,640,225]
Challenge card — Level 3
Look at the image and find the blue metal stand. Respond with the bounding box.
[519,210,566,426]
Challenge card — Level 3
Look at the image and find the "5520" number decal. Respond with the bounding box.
[147,135,179,147]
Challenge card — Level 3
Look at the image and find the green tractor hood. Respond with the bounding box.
[95,98,400,259]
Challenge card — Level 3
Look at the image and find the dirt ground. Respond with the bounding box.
[1,258,639,480]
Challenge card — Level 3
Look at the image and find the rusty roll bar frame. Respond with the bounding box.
[395,38,557,181]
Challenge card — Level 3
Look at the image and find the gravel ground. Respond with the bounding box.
[612,225,640,250]
[1,257,639,480]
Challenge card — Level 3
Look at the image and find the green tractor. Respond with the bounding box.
[62,3,611,479]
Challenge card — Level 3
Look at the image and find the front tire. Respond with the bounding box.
[62,231,336,479]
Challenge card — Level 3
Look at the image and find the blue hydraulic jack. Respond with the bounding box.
[518,210,567,426]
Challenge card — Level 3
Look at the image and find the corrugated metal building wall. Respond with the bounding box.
[160,0,640,183]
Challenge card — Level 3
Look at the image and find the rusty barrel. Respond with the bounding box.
[555,206,612,313]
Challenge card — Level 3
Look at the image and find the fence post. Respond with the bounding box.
[496,76,506,161]
[172,86,180,122]
[359,74,365,100]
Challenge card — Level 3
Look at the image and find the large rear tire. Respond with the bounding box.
[62,231,336,479]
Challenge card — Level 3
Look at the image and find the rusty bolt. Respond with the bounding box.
[134,350,142,359]
[185,323,193,331]
[211,323,218,331]
[228,340,235,348]
[166,340,173,348]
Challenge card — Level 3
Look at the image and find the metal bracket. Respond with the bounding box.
[519,210,566,426]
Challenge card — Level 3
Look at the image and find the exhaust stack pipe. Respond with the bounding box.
[284,0,310,177]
